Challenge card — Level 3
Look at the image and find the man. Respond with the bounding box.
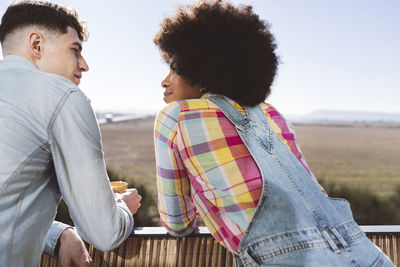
[0,1,142,266]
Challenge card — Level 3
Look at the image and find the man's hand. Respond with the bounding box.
[115,188,142,215]
[58,228,93,267]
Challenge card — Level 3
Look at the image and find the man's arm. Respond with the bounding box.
[44,221,93,266]
[43,221,71,257]
[49,90,140,251]
[58,228,93,267]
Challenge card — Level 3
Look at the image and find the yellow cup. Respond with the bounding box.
[110,181,128,193]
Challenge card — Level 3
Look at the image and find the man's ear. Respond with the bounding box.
[28,32,44,59]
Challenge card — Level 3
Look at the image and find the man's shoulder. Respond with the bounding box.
[0,56,80,96]
[29,68,81,95]
[0,59,90,123]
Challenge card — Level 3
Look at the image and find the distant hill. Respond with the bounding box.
[97,110,400,125]
[288,110,400,125]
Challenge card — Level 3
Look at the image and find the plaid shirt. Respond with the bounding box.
[154,93,319,254]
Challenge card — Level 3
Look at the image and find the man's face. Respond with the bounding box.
[38,27,88,85]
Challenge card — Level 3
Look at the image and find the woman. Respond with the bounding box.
[153,1,393,266]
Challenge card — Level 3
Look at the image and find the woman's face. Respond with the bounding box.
[161,69,203,103]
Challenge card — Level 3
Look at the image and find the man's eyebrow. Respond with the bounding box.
[72,42,83,51]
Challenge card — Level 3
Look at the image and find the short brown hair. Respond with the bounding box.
[0,1,87,43]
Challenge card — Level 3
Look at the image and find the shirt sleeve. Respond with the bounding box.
[49,90,133,251]
[43,221,72,257]
[154,102,196,237]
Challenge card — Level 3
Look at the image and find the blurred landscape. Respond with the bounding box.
[57,110,400,226]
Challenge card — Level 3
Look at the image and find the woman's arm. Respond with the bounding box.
[154,102,197,237]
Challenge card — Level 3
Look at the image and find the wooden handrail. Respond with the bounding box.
[38,226,400,267]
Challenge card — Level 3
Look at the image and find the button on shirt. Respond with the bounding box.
[0,55,133,266]
[155,94,323,254]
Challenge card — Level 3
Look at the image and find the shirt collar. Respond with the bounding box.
[200,92,215,99]
[3,55,38,70]
[200,92,246,112]
[2,54,77,86]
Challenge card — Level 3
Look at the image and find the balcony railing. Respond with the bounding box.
[38,226,400,267]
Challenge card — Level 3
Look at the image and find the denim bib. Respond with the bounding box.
[209,95,393,267]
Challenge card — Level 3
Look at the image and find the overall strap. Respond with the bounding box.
[209,95,274,154]
[208,95,251,133]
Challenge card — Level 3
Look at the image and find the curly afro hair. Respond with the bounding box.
[154,0,279,106]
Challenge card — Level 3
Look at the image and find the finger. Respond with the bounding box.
[122,189,138,196]
[125,188,138,193]
[85,258,94,267]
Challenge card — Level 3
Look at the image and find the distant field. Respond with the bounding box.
[100,118,157,196]
[100,119,400,199]
[294,124,400,197]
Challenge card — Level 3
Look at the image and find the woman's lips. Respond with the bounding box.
[164,90,172,97]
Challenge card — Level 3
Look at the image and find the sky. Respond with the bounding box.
[1,0,399,116]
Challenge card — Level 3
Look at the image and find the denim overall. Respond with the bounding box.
[209,96,393,267]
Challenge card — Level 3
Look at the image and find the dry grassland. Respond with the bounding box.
[294,124,400,197]
[100,119,400,199]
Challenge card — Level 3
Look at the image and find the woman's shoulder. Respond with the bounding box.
[156,99,287,125]
[157,99,214,119]
[260,102,285,119]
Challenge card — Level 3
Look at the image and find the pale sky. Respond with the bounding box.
[1,0,399,116]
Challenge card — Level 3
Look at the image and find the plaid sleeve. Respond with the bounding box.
[154,102,197,237]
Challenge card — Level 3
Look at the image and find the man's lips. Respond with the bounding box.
[74,73,82,79]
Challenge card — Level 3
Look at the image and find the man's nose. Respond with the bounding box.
[79,56,89,72]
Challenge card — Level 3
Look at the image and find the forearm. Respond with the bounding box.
[74,201,134,251]
[156,158,196,235]
[158,204,196,237]
[155,103,196,236]
[43,221,72,257]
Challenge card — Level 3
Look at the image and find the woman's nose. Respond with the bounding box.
[161,75,170,88]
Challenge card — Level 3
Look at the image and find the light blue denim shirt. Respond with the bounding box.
[43,221,71,258]
[0,55,134,266]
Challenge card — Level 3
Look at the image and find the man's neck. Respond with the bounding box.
[4,51,39,69]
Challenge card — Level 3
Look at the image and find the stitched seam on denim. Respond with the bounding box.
[371,252,386,267]
[0,143,49,194]
[3,145,49,266]
[247,105,274,154]
[252,240,329,261]
[335,220,366,243]
[341,249,362,267]
[47,88,77,136]
[254,134,273,155]
[242,227,321,249]
[274,154,326,226]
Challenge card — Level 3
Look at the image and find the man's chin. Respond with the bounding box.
[72,78,80,86]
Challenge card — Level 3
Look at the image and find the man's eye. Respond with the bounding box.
[72,48,79,53]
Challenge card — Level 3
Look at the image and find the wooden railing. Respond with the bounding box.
[38,226,400,267]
